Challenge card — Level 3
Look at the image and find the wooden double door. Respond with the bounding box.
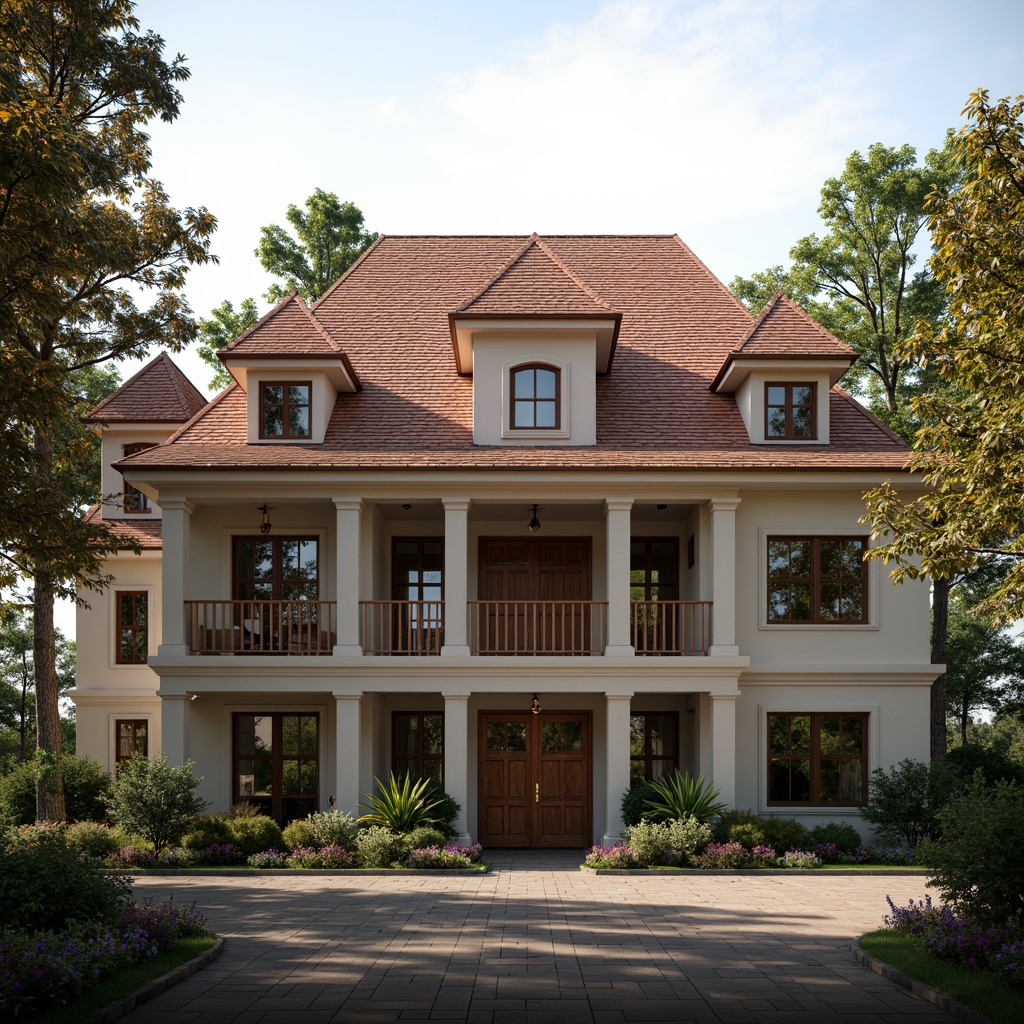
[478,711,591,847]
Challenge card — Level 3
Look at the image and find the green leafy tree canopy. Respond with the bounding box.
[195,297,259,391]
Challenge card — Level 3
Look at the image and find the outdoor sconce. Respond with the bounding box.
[258,504,273,534]
[530,694,541,715]
[528,504,542,534]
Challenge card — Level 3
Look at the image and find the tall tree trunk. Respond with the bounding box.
[931,576,950,762]
[19,646,29,761]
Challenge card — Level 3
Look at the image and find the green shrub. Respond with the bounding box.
[808,821,862,853]
[711,808,761,843]
[862,758,941,848]
[626,820,672,866]
[621,781,657,827]
[225,814,284,856]
[0,823,131,931]
[424,783,461,839]
[282,817,315,851]
[107,755,208,852]
[692,841,747,868]
[403,826,448,851]
[642,770,727,823]
[758,816,810,853]
[230,800,264,817]
[181,815,233,850]
[929,773,1024,927]
[307,809,359,850]
[665,816,712,858]
[65,820,127,859]
[358,772,443,832]
[727,822,765,851]
[0,754,111,828]
[932,743,1024,807]
[355,825,403,867]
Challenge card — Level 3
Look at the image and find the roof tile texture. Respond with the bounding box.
[85,352,207,423]
[84,504,162,548]
[734,292,857,358]
[220,291,344,357]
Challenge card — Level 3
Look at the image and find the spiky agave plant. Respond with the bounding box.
[357,772,444,832]
[643,770,727,823]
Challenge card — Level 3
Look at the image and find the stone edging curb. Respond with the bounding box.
[581,867,928,875]
[81,936,225,1024]
[114,867,489,876]
[851,937,996,1024]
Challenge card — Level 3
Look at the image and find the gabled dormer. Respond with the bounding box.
[710,292,857,445]
[84,352,207,519]
[449,234,620,446]
[218,290,359,444]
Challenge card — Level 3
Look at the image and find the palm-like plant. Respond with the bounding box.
[358,772,443,832]
[642,770,727,823]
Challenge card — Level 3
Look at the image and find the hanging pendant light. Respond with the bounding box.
[528,504,542,534]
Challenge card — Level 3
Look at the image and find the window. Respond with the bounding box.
[767,712,867,805]
[234,537,319,601]
[391,539,444,653]
[629,712,678,787]
[630,539,679,601]
[121,443,155,511]
[260,382,311,438]
[115,591,148,664]
[234,712,319,824]
[510,364,560,429]
[392,712,443,784]
[765,383,815,439]
[767,536,867,623]
[115,720,148,763]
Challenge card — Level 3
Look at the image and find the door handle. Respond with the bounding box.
[535,783,539,803]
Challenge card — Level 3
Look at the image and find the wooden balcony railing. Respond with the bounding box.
[186,600,337,655]
[631,600,712,654]
[469,600,607,655]
[360,600,444,655]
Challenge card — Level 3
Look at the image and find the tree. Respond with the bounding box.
[256,188,377,303]
[0,1,216,821]
[862,92,1024,624]
[195,297,259,390]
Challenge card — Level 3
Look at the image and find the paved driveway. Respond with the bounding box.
[122,852,949,1023]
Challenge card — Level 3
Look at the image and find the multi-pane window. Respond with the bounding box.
[234,712,319,824]
[393,712,443,784]
[121,443,155,511]
[115,720,148,763]
[765,383,815,439]
[629,712,679,787]
[767,712,867,805]
[510,364,560,429]
[391,539,443,653]
[767,536,867,623]
[115,591,148,664]
[234,537,319,601]
[630,538,681,653]
[260,382,311,438]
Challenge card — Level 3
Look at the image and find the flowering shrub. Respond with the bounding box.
[692,842,748,869]
[355,825,403,867]
[306,810,359,850]
[583,844,639,869]
[995,939,1024,985]
[874,845,916,865]
[748,845,778,868]
[289,845,357,868]
[813,842,842,864]
[191,843,245,866]
[247,848,290,868]
[407,845,477,868]
[665,816,712,859]
[779,849,822,868]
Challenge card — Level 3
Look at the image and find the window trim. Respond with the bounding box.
[509,363,561,431]
[114,590,149,665]
[764,382,816,441]
[114,719,149,763]
[501,357,570,440]
[259,381,312,440]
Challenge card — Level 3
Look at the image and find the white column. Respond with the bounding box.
[442,692,472,843]
[159,693,188,765]
[158,499,193,655]
[604,499,635,656]
[709,497,741,656]
[333,499,363,655]
[602,692,634,846]
[334,694,362,815]
[697,693,713,779]
[709,693,738,809]
[441,499,471,656]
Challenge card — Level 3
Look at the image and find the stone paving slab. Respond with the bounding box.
[118,851,954,1023]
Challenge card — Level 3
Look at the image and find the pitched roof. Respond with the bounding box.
[120,235,909,473]
[734,291,856,358]
[84,352,207,423]
[84,504,162,549]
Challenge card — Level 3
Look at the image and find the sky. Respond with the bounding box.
[55,0,1024,637]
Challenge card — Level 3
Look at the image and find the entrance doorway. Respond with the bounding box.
[478,711,591,847]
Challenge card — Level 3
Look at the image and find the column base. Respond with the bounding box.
[332,644,364,656]
[603,644,635,657]
[708,644,740,657]
[451,832,473,847]
[440,645,472,657]
[157,643,191,657]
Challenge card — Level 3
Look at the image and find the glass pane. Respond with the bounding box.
[841,716,863,755]
[263,406,283,436]
[289,406,310,436]
[820,541,841,577]
[394,758,419,777]
[282,759,299,794]
[767,409,787,437]
[288,385,309,405]
[768,585,791,621]
[819,715,840,755]
[514,401,534,427]
[629,715,646,756]
[535,401,556,428]
[841,761,863,802]
[820,760,839,802]
[396,715,419,755]
[542,721,582,752]
[282,716,299,756]
[648,714,676,757]
[791,407,812,437]
[133,594,147,627]
[841,540,865,576]
[768,715,790,755]
[253,541,274,580]
[299,760,317,793]
[791,542,811,577]
[536,370,556,400]
[515,369,534,398]
[767,541,791,578]
[790,715,811,754]
[768,760,791,801]
[239,715,272,756]
[263,385,283,404]
[791,584,811,620]
[134,722,147,753]
[423,759,443,784]
[792,385,812,406]
[767,386,786,405]
[423,714,443,755]
[791,759,811,802]
[629,760,646,788]
[486,721,527,752]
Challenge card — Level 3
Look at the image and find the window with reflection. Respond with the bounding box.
[115,720,148,762]
[629,712,678,787]
[391,539,443,652]
[393,712,443,784]
[486,721,528,752]
[767,536,866,623]
[234,537,319,601]
[510,364,560,429]
[767,712,866,805]
[260,382,311,439]
[115,592,148,664]
[121,443,155,511]
[234,712,319,824]
[765,383,815,439]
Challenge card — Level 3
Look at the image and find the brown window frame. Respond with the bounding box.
[115,591,148,664]
[121,443,155,512]
[233,536,320,601]
[767,536,868,624]
[115,719,148,763]
[259,381,312,439]
[629,711,679,786]
[765,382,816,440]
[629,538,679,601]
[391,711,444,785]
[510,363,561,430]
[767,712,868,807]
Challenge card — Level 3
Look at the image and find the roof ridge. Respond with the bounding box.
[84,351,206,422]
[833,386,907,445]
[734,290,786,351]
[671,235,753,318]
[159,379,241,446]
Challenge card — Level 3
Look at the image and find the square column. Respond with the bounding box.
[602,692,634,846]
[442,692,472,843]
[604,500,635,656]
[158,499,193,655]
[709,497,741,656]
[709,693,737,808]
[334,694,362,815]
[158,693,188,765]
[441,499,471,656]
[333,499,363,655]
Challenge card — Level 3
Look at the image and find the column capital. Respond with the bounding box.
[708,496,741,514]
[441,691,472,701]
[333,498,364,513]
[334,692,363,703]
[605,692,635,702]
[159,498,195,514]
[604,498,634,514]
[442,497,472,512]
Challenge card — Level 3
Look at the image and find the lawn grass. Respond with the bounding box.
[859,929,1024,1024]
[32,934,217,1024]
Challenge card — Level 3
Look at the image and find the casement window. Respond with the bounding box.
[392,712,443,784]
[234,712,319,824]
[115,591,148,664]
[260,382,311,439]
[510,364,560,429]
[767,712,867,806]
[629,712,679,788]
[767,536,867,623]
[115,719,148,763]
[234,537,319,601]
[390,539,444,653]
[765,383,815,440]
[121,443,155,511]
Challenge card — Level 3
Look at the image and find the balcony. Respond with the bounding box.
[186,600,337,655]
[631,600,712,655]
[360,600,444,655]
[469,600,607,655]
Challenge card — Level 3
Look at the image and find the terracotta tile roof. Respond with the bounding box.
[120,235,910,473]
[84,504,162,548]
[219,290,346,358]
[84,352,207,423]
[733,292,857,358]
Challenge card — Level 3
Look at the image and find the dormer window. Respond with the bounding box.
[765,383,815,440]
[511,364,560,429]
[260,383,311,439]
[122,443,155,511]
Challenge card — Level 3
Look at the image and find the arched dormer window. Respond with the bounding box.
[510,363,560,430]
